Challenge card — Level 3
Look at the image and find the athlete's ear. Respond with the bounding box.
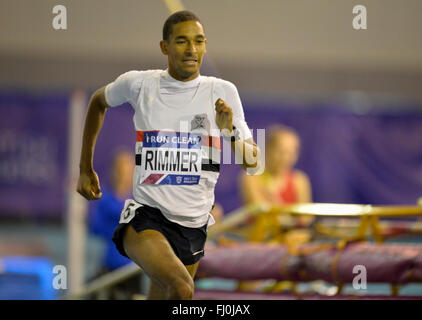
[160,40,168,55]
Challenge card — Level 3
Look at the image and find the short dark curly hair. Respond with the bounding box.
[162,10,202,41]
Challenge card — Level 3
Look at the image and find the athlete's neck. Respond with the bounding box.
[167,68,200,82]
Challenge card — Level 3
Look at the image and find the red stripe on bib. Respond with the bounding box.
[141,173,164,184]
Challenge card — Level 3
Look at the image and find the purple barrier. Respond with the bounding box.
[194,289,298,300]
[413,256,422,281]
[199,242,422,284]
[303,243,422,284]
[341,243,422,284]
[198,243,302,281]
[194,289,422,300]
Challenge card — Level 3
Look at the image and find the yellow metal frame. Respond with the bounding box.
[207,201,422,297]
[209,202,422,242]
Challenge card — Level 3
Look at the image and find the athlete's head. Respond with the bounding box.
[266,125,301,174]
[160,11,206,82]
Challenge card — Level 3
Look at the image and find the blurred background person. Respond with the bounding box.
[239,125,314,244]
[241,125,312,206]
[88,148,142,299]
[237,125,314,293]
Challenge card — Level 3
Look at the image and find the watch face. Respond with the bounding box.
[220,128,233,138]
[221,126,240,141]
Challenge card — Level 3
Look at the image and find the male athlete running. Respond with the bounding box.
[77,10,261,300]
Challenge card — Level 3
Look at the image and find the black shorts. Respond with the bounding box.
[112,203,208,266]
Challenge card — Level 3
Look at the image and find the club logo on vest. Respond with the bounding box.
[191,114,210,132]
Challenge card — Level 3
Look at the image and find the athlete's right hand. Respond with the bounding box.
[76,170,102,200]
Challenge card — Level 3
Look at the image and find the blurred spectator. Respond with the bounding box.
[240,124,312,205]
[236,125,315,293]
[239,124,314,242]
[88,148,141,299]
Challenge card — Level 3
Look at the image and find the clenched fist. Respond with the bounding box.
[215,98,233,132]
[76,170,102,200]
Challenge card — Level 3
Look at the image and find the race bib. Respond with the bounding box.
[138,131,202,185]
[119,199,142,224]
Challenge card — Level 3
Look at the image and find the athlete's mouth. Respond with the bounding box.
[182,59,198,66]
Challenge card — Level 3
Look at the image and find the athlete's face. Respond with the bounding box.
[160,20,207,81]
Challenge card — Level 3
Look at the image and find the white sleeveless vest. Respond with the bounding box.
[131,70,223,228]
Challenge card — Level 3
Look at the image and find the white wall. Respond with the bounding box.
[1,0,421,100]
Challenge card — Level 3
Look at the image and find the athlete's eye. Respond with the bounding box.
[176,41,186,44]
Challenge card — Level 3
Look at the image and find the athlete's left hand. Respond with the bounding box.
[215,98,233,132]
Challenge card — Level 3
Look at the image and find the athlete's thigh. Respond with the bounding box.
[122,225,192,288]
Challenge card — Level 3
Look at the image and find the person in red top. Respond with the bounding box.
[240,124,312,206]
[238,124,314,244]
[237,125,313,293]
[278,170,299,203]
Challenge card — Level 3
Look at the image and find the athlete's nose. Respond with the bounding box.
[185,41,197,55]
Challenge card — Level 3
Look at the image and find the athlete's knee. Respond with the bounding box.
[167,277,194,300]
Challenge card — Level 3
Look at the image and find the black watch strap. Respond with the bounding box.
[231,126,241,142]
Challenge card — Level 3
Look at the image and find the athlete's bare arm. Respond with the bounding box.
[77,86,111,200]
[215,98,260,171]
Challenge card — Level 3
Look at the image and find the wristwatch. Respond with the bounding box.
[222,126,241,142]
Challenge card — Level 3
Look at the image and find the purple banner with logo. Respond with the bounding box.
[1,90,422,219]
[0,92,69,218]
